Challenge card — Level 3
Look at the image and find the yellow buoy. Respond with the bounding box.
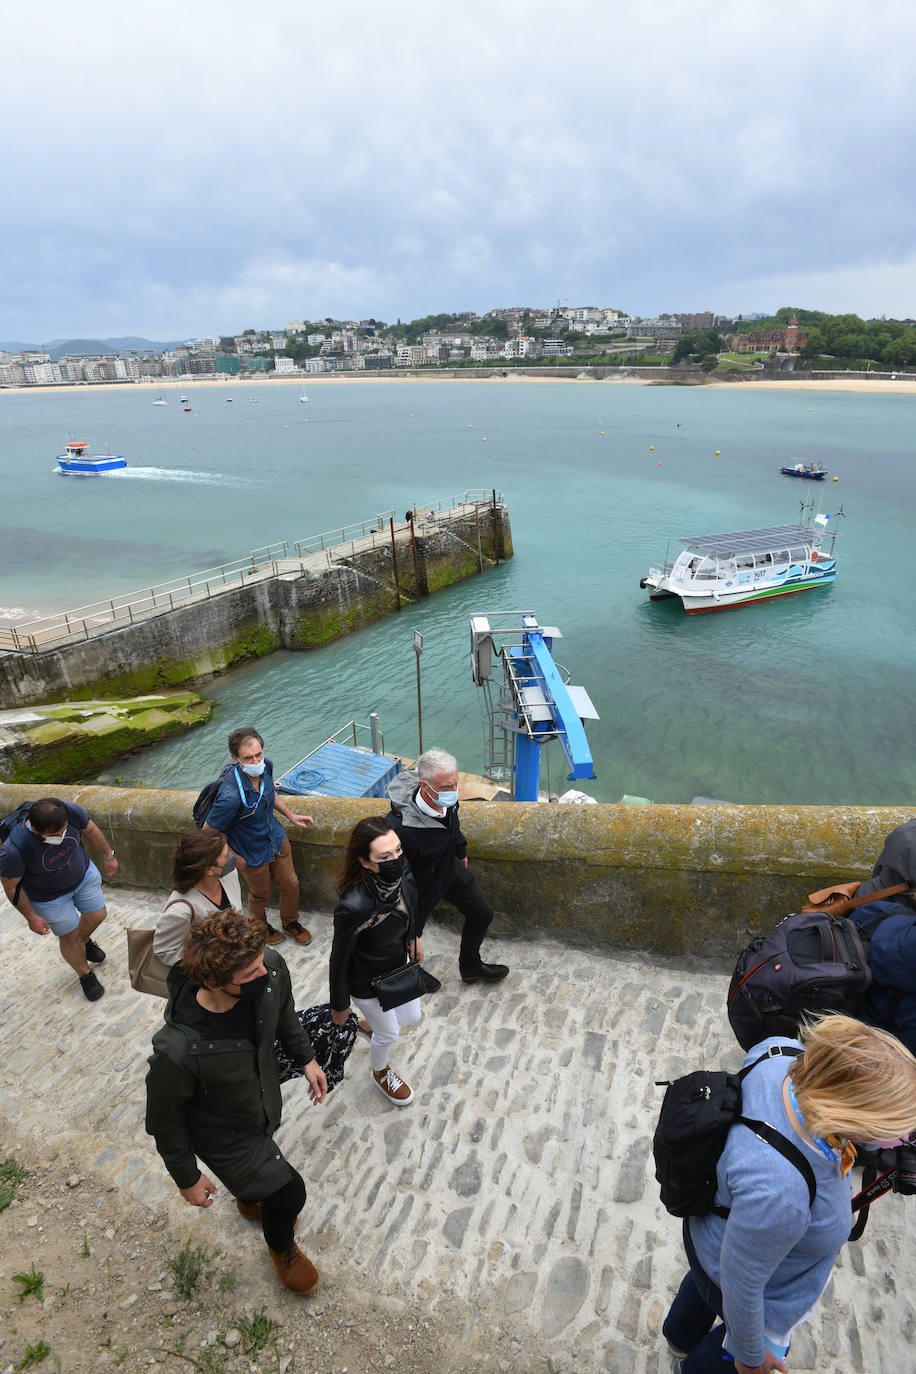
[833,475,838,481]
[715,450,720,455]
[649,445,654,451]
[600,431,605,435]
[482,437,487,442]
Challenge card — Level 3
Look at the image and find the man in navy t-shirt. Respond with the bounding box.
[0,797,119,1001]
[204,727,314,947]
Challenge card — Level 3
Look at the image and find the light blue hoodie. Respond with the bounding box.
[689,1037,852,1367]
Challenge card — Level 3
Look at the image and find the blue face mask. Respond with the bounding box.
[240,761,265,777]
[432,788,459,808]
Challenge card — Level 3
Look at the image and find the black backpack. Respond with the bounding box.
[1,801,35,910]
[653,1046,814,1219]
[0,801,33,845]
[192,766,251,828]
[727,911,875,1052]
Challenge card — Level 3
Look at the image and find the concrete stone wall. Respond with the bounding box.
[2,781,907,962]
[0,506,512,707]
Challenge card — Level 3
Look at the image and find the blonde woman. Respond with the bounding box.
[663,1015,916,1374]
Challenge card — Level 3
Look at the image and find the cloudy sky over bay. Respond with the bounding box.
[5,0,916,341]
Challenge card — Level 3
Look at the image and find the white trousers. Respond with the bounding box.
[350,993,422,1072]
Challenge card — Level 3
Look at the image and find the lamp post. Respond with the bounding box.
[413,630,423,754]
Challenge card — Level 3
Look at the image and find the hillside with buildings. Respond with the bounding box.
[3,305,915,386]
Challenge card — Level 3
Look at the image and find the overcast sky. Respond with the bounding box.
[4,0,915,341]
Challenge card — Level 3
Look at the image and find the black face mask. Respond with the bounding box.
[227,971,269,1002]
[375,857,403,882]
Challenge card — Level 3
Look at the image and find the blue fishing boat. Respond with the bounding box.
[780,461,828,480]
[56,440,128,476]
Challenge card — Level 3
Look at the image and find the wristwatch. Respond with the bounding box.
[104,850,116,859]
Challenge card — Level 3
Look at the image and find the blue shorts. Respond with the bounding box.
[30,864,105,936]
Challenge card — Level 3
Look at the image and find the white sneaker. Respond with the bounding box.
[373,1065,414,1105]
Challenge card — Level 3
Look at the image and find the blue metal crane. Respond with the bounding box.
[470,611,598,802]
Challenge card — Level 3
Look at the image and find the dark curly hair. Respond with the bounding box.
[179,908,264,988]
[171,830,227,892]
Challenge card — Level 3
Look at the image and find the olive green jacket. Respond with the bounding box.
[145,947,313,1200]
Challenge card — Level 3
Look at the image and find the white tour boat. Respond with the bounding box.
[640,508,839,614]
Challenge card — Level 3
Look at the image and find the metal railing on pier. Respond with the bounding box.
[0,489,504,655]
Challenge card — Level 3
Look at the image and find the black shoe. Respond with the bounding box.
[79,970,105,1002]
[419,967,442,993]
[460,961,509,984]
[84,939,106,964]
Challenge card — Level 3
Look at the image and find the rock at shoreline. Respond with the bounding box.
[0,690,211,783]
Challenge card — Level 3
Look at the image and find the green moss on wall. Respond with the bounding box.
[293,591,393,648]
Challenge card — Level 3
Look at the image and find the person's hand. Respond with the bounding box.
[735,1355,788,1374]
[288,814,315,829]
[26,913,50,936]
[180,1174,218,1208]
[234,854,247,871]
[330,1008,351,1027]
[302,1059,328,1104]
[459,857,469,868]
[104,856,118,877]
[409,938,424,963]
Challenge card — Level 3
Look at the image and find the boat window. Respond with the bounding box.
[773,548,790,567]
[735,555,754,570]
[789,546,807,562]
[719,558,736,580]
[695,555,718,580]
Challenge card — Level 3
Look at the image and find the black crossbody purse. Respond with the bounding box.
[369,899,429,1011]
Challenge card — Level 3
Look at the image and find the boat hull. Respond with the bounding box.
[680,573,835,613]
[56,455,127,475]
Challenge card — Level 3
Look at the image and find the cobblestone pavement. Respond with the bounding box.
[2,887,913,1373]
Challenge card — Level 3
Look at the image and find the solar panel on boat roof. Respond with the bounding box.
[677,524,815,555]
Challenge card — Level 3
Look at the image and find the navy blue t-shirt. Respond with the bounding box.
[0,803,91,900]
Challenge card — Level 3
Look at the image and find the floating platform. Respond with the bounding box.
[276,741,403,799]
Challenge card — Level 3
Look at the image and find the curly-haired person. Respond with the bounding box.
[145,908,327,1294]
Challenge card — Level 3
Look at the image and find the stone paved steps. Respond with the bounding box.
[1,886,912,1372]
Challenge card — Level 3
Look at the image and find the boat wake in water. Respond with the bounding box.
[118,466,256,486]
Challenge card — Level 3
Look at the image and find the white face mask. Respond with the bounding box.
[240,760,265,777]
[41,832,66,845]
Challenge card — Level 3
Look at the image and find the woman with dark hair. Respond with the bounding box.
[154,830,242,967]
[329,816,423,1105]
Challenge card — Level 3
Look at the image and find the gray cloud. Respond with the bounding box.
[4,0,916,337]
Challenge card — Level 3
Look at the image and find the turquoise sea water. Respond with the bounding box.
[2,379,914,804]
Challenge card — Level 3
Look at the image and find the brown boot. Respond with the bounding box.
[268,1242,319,1294]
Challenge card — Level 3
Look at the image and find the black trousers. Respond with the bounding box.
[260,1169,306,1252]
[436,862,495,968]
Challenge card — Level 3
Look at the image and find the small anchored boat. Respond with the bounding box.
[56,440,128,476]
[640,503,840,613]
[781,461,828,480]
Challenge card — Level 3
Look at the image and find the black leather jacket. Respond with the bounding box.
[329,867,419,1010]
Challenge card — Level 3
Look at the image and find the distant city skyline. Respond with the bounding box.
[5,2,916,339]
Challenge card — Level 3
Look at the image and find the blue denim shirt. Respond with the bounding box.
[206,760,286,866]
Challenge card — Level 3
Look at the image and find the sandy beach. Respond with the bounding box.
[3,372,916,397]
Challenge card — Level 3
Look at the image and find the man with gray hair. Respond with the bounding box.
[387,748,508,988]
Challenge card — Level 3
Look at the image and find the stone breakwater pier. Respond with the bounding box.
[0,491,511,707]
[2,843,915,1369]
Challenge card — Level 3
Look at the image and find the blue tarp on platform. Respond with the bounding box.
[276,743,402,799]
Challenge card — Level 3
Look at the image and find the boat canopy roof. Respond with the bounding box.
[678,523,820,556]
